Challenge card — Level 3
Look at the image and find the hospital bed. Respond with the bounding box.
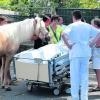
[14,42,70,95]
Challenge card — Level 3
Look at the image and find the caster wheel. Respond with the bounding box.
[65,88,71,94]
[27,84,33,92]
[53,88,60,96]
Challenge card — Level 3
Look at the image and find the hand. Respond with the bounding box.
[68,43,75,49]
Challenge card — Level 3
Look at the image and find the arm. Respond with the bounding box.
[61,33,74,49]
[89,32,100,47]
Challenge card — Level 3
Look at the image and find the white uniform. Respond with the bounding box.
[63,21,99,100]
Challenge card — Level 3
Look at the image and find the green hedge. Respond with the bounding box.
[56,8,100,25]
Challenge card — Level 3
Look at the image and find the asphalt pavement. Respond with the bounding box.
[0,62,100,100]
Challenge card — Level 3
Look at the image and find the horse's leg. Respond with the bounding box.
[1,59,11,85]
[3,42,19,90]
[0,56,6,88]
[3,55,12,91]
[7,58,13,85]
[7,67,11,84]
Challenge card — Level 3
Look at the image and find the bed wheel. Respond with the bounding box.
[27,84,33,92]
[65,87,71,94]
[53,88,60,96]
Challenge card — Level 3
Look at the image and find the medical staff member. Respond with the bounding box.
[61,10,100,100]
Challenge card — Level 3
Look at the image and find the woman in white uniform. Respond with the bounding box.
[62,10,100,100]
[91,18,100,91]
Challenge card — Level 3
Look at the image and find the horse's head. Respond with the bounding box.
[34,17,49,39]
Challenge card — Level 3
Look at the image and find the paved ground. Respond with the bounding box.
[0,62,100,100]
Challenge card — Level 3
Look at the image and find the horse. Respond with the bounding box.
[0,17,48,91]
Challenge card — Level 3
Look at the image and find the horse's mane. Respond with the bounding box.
[0,18,35,44]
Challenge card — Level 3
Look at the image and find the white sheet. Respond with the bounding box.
[14,41,69,63]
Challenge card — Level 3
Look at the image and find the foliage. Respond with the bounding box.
[0,0,10,6]
[0,0,100,16]
[8,0,55,16]
[80,0,100,8]
[64,0,80,8]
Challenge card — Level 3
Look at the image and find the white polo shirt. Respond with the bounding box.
[63,21,100,59]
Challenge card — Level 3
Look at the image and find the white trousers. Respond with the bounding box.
[70,57,89,100]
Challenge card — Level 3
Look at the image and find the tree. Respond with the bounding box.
[8,0,54,16]
[0,0,10,7]
[64,0,80,8]
[80,0,100,8]
[0,0,100,16]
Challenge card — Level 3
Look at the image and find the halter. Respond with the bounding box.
[33,18,48,39]
[34,18,42,35]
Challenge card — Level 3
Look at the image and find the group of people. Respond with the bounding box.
[61,10,100,100]
[33,15,65,49]
[0,11,100,100]
[33,12,100,100]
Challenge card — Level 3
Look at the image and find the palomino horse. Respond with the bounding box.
[0,17,48,91]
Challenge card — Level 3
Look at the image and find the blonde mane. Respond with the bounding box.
[0,18,35,44]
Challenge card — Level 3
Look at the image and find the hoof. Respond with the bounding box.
[5,87,12,91]
[1,85,5,89]
[9,80,17,86]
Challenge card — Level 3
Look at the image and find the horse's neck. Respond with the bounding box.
[14,19,34,44]
[0,19,34,44]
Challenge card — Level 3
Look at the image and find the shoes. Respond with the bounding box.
[89,87,100,92]
[5,87,12,91]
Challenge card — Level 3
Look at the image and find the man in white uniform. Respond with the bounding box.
[61,10,100,100]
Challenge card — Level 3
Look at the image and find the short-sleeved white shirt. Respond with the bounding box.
[63,21,100,59]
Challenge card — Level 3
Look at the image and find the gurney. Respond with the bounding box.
[14,41,70,95]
